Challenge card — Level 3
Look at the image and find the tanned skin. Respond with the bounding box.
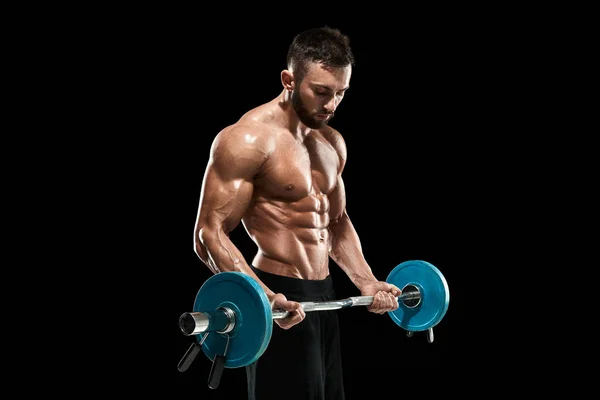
[194,61,400,330]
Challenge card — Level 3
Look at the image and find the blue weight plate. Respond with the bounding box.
[386,260,450,331]
[193,272,273,368]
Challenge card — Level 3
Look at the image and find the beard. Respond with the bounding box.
[291,89,333,129]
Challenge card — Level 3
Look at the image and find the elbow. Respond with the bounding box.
[194,241,207,261]
[193,226,222,274]
[329,211,347,234]
[194,225,213,262]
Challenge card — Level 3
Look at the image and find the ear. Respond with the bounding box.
[281,69,294,92]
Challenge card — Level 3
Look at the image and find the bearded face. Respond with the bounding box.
[291,87,332,129]
[289,63,351,129]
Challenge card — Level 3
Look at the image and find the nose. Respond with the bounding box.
[323,96,339,113]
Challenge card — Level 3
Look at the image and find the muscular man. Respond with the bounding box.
[193,26,401,400]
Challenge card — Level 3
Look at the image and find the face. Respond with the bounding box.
[291,62,351,129]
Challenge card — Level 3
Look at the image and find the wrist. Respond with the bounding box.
[354,276,378,292]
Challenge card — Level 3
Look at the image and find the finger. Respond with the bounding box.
[382,291,397,313]
[293,309,305,322]
[285,304,304,320]
[384,292,398,311]
[284,309,305,329]
[390,292,399,309]
[279,306,302,326]
[280,300,300,312]
[382,292,392,312]
[383,283,401,297]
[298,306,306,319]
[374,292,383,310]
[374,292,385,313]
[371,291,380,309]
[287,301,300,312]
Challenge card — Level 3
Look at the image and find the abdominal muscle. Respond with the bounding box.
[245,194,332,280]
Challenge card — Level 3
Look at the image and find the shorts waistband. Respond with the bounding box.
[250,265,334,300]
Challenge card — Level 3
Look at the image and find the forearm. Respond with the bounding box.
[328,214,378,291]
[195,227,278,299]
[195,227,246,272]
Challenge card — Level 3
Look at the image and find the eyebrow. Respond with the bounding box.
[314,84,350,92]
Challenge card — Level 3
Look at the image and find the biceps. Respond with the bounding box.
[198,167,254,233]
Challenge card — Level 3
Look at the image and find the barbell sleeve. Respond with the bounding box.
[179,307,233,336]
[179,291,421,336]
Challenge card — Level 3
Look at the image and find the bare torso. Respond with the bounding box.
[195,61,399,324]
[240,101,343,280]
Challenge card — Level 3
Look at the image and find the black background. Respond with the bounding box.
[102,10,525,398]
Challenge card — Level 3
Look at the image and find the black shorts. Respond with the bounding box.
[246,265,345,400]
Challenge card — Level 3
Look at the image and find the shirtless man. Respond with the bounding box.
[193,26,401,400]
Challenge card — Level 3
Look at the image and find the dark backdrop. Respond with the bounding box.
[116,13,512,398]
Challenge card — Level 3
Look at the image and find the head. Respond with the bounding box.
[282,26,355,129]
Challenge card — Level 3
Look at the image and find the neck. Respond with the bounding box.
[277,88,311,141]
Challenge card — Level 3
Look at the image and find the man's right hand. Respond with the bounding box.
[269,293,305,330]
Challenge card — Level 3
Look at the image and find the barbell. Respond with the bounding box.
[177,259,450,388]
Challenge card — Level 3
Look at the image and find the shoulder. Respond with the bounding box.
[211,120,277,159]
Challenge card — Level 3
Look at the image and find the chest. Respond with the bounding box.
[259,135,339,198]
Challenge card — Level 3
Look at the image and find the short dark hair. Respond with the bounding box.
[286,26,355,82]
